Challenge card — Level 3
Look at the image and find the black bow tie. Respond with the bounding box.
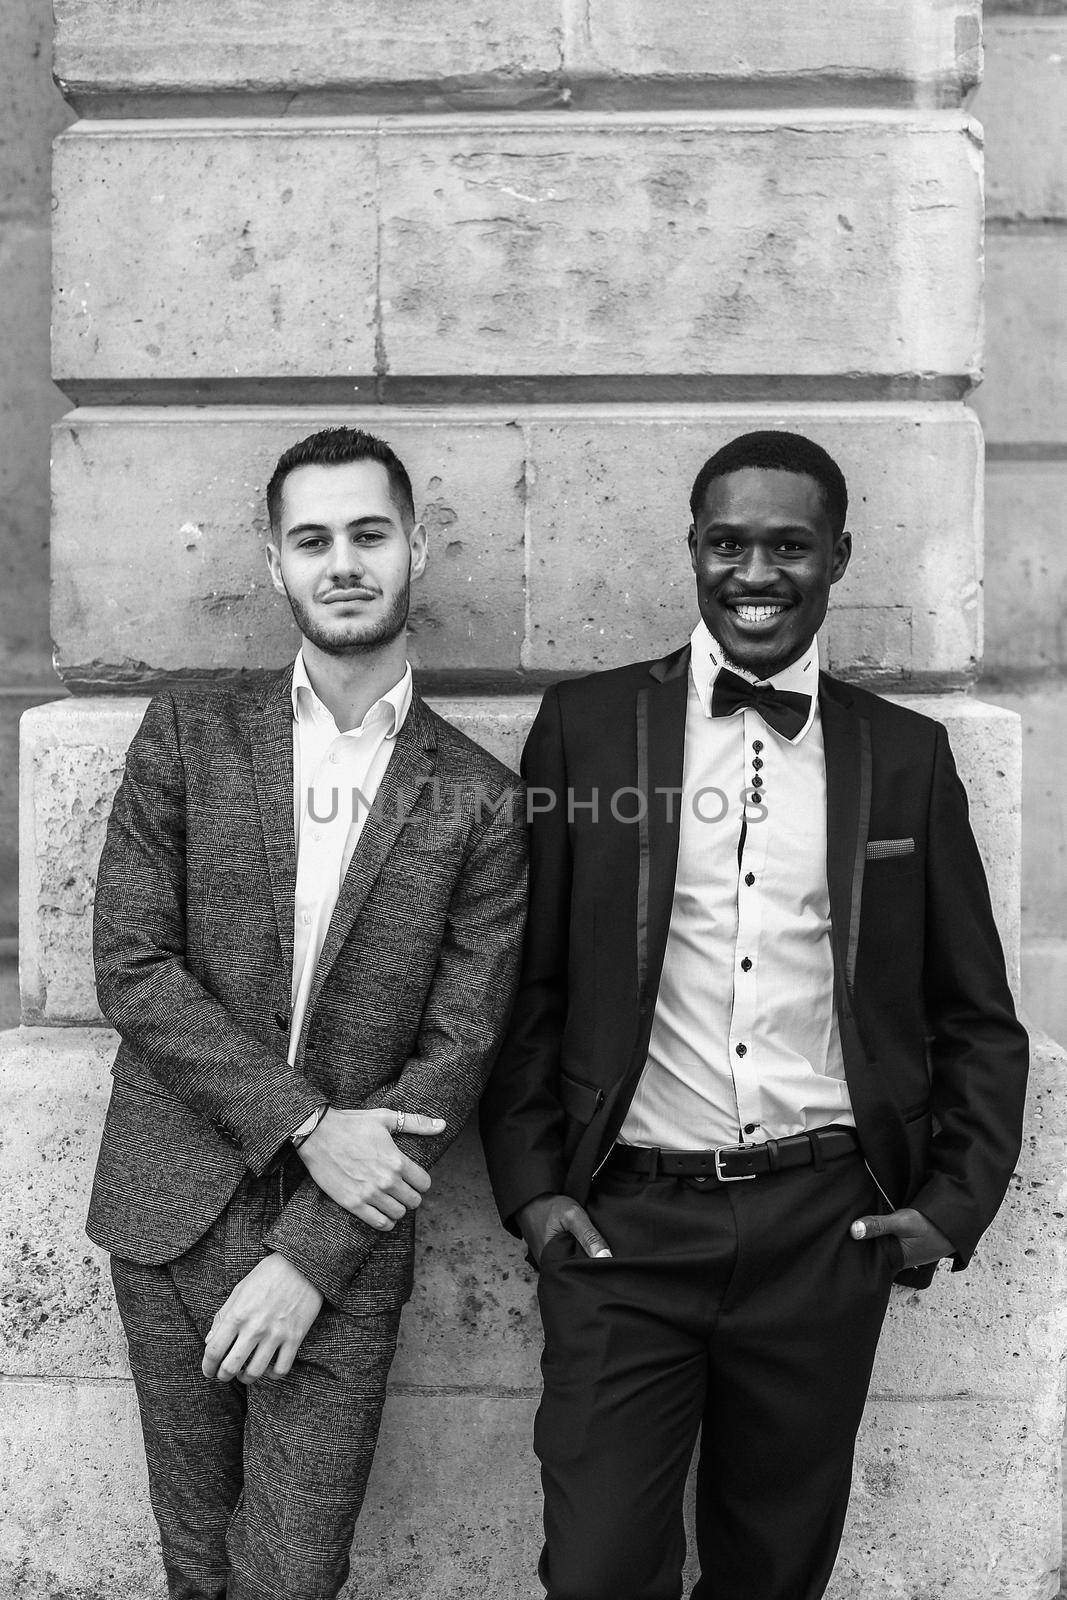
[710,667,811,741]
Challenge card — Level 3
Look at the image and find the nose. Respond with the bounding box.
[326,538,365,583]
[734,545,779,589]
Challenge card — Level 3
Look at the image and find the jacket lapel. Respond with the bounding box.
[819,673,872,997]
[249,667,298,992]
[641,645,690,1007]
[302,691,437,1025]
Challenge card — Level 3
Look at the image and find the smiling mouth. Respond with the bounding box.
[728,600,791,627]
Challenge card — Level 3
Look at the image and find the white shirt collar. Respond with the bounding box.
[689,623,820,742]
[290,650,412,740]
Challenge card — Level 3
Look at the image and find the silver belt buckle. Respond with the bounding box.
[714,1145,756,1182]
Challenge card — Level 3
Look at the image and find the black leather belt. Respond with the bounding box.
[604,1126,860,1185]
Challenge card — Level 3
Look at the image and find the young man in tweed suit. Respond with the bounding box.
[87,427,527,1600]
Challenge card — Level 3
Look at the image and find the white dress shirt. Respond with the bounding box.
[287,651,412,1066]
[620,623,853,1151]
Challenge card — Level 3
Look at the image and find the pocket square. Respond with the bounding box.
[866,837,915,860]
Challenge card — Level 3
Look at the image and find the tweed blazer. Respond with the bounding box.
[481,646,1029,1290]
[87,667,527,1311]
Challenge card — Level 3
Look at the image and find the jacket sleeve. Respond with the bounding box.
[478,687,576,1234]
[908,723,1030,1268]
[263,789,529,1306]
[93,692,327,1175]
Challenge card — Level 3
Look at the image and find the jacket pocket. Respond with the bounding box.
[559,1070,606,1127]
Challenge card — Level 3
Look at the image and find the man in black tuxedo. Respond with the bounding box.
[480,430,1028,1600]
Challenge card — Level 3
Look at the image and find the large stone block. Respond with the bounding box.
[975,234,1067,446]
[520,402,981,681]
[977,20,1067,221]
[1,1027,1062,1599]
[19,693,1020,1023]
[51,410,527,684]
[53,124,379,388]
[51,403,982,688]
[984,461,1067,676]
[0,0,72,218]
[53,116,982,395]
[52,0,981,112]
[378,114,981,385]
[0,692,63,940]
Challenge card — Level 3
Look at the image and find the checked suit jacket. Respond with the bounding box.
[480,644,1029,1290]
[87,666,527,1312]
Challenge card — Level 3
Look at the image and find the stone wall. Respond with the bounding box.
[973,7,1067,1047]
[0,4,1064,1597]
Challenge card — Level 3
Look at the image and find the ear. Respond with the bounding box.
[829,530,852,585]
[687,523,699,573]
[265,540,286,596]
[409,520,428,582]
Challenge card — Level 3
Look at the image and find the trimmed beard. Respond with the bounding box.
[283,575,411,657]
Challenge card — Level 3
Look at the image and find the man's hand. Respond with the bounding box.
[850,1207,955,1270]
[517,1193,612,1267]
[297,1107,445,1230]
[202,1254,323,1384]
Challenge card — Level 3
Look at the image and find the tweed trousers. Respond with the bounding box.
[111,1163,402,1600]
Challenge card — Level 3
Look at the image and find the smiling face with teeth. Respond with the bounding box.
[687,466,852,681]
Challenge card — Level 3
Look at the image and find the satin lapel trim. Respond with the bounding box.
[304,699,437,1022]
[642,663,689,1004]
[249,671,297,991]
[820,679,872,995]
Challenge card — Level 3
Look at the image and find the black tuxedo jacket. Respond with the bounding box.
[480,645,1029,1290]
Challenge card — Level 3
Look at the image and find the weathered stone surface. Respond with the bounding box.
[0,1027,121,1374]
[52,0,981,110]
[1,1026,1062,1597]
[1022,939,1067,1051]
[0,1379,164,1600]
[0,225,68,686]
[0,0,72,218]
[984,461,1067,675]
[0,694,62,939]
[51,410,527,683]
[975,234,1067,446]
[379,114,981,383]
[982,685,1067,945]
[53,117,982,391]
[19,694,1021,1019]
[53,125,379,386]
[520,402,981,680]
[52,403,982,687]
[977,21,1067,221]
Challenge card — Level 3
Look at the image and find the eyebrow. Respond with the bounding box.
[284,515,396,539]
[700,520,817,536]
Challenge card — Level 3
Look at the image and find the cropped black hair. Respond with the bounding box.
[689,431,848,537]
[266,427,415,533]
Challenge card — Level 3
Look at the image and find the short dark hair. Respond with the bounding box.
[689,430,848,537]
[266,427,415,533]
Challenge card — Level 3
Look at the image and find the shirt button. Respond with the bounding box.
[743,1122,759,1135]
[735,1042,747,1057]
[752,757,763,771]
[753,740,764,753]
[744,872,755,886]
[741,957,752,972]
[751,775,763,789]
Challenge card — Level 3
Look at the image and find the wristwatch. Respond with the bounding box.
[290,1104,329,1151]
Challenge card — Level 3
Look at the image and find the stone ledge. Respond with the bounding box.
[51,403,983,687]
[17,693,1022,1025]
[53,0,981,110]
[53,115,982,388]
